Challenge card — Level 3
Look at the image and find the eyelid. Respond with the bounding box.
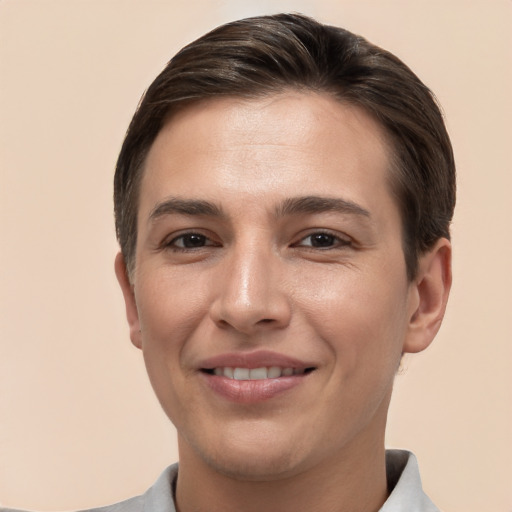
[162,230,221,250]
[293,229,352,249]
[159,228,352,252]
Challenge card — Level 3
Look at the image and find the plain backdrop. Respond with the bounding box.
[1,1,511,511]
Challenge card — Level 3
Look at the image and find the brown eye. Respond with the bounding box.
[297,232,351,249]
[309,233,336,247]
[170,233,210,249]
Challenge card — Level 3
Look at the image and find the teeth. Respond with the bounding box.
[249,367,268,380]
[211,367,305,380]
[233,368,250,380]
[267,366,282,378]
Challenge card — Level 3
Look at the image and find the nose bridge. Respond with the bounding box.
[234,240,268,309]
[211,236,290,333]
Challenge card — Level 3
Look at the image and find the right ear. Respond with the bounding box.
[114,252,142,349]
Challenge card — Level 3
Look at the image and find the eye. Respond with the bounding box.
[167,232,217,250]
[296,231,351,249]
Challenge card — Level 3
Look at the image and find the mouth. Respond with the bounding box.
[197,351,317,402]
[202,366,316,380]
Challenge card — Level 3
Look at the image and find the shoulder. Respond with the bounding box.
[76,494,145,512]
[0,496,146,512]
[0,464,179,512]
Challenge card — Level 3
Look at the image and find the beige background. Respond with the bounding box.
[0,0,510,511]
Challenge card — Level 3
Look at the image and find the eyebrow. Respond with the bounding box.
[148,195,371,223]
[275,195,371,219]
[149,197,225,222]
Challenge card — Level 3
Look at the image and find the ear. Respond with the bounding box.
[403,238,452,354]
[114,252,142,349]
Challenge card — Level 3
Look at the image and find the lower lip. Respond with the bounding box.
[201,372,308,403]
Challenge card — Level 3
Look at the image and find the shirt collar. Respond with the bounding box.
[379,450,439,512]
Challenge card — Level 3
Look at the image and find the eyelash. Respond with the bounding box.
[163,230,352,252]
[164,232,219,251]
[294,231,352,250]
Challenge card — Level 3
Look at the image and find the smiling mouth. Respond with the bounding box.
[202,366,316,380]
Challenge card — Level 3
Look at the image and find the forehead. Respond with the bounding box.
[154,92,391,155]
[139,92,396,222]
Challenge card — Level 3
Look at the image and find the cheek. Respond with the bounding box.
[134,271,207,398]
[136,269,208,342]
[134,280,199,430]
[296,265,409,372]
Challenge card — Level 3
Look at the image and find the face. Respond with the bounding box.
[118,92,434,480]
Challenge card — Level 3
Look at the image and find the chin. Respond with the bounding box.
[203,448,302,482]
[182,422,314,482]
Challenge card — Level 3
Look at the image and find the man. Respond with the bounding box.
[8,12,455,512]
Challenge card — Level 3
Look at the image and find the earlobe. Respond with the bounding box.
[403,238,452,354]
[114,252,142,349]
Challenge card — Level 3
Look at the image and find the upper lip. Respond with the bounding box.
[198,350,316,371]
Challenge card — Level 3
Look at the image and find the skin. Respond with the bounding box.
[116,92,451,512]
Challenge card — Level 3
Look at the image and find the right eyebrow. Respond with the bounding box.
[148,197,225,223]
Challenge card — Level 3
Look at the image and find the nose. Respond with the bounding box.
[209,244,292,335]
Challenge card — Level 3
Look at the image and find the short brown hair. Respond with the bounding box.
[114,13,455,280]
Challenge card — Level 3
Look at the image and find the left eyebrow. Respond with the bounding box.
[275,195,371,219]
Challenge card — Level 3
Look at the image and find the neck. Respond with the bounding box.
[175,430,388,512]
